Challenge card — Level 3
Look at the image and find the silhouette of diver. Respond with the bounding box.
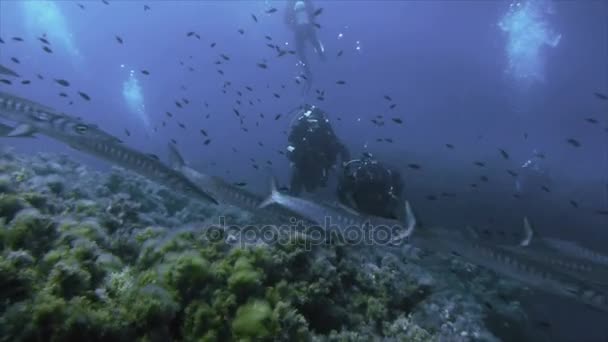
[285,0,325,93]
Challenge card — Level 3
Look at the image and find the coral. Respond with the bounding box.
[4,209,56,257]
[0,194,24,223]
[231,300,275,340]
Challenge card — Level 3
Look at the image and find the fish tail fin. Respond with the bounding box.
[520,216,534,247]
[258,177,280,209]
[403,201,416,238]
[5,123,36,137]
[167,142,185,170]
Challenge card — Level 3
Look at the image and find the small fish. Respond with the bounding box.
[384,95,392,101]
[251,14,258,22]
[204,139,211,145]
[541,185,551,193]
[480,176,489,182]
[124,129,131,136]
[0,38,3,44]
[144,4,150,10]
[0,79,12,85]
[384,138,393,143]
[265,35,272,41]
[42,46,53,53]
[78,91,91,101]
[408,164,421,170]
[257,62,268,69]
[593,92,608,100]
[220,54,230,61]
[313,23,321,29]
[392,118,402,124]
[115,35,123,44]
[389,104,397,109]
[199,129,208,136]
[182,98,189,104]
[171,138,177,144]
[313,7,324,16]
[54,79,70,87]
[102,0,109,4]
[569,200,579,208]
[336,80,346,85]
[175,101,182,108]
[337,50,343,57]
[507,170,518,177]
[210,42,216,48]
[426,195,437,201]
[187,31,195,37]
[594,210,608,215]
[217,69,224,75]
[38,37,50,45]
[238,29,244,35]
[445,143,454,149]
[59,92,68,97]
[141,70,150,75]
[165,112,173,118]
[498,148,509,160]
[566,138,581,147]
[245,86,253,92]
[178,122,186,129]
[474,161,485,167]
[12,37,23,42]
[265,8,277,14]
[234,182,247,187]
[21,80,30,85]
[273,93,280,99]
[274,114,281,120]
[585,118,598,124]
[10,57,20,64]
[37,74,43,80]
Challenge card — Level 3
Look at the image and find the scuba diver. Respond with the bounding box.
[286,104,350,195]
[337,152,405,219]
[515,149,551,196]
[284,0,325,92]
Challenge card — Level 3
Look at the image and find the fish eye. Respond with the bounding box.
[74,124,89,134]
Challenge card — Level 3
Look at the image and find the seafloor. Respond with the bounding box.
[0,147,534,341]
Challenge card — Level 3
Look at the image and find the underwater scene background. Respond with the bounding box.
[0,1,607,341]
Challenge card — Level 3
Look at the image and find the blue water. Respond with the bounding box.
[1,1,607,339]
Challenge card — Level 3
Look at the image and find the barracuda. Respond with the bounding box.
[168,143,309,224]
[409,228,608,313]
[258,177,416,241]
[0,91,218,205]
[0,64,19,78]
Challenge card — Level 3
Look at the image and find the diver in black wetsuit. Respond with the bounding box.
[286,104,349,195]
[284,0,325,92]
[337,152,405,219]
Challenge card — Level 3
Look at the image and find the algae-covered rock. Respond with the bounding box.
[232,299,275,340]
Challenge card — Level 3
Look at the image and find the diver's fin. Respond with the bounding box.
[520,216,534,247]
[258,177,280,209]
[167,142,185,169]
[7,124,36,137]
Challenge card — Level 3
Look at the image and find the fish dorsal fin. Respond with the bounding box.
[520,216,534,247]
[167,142,185,169]
[8,123,36,137]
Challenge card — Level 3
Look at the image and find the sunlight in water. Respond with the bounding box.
[498,0,561,83]
[20,1,81,58]
[122,70,151,130]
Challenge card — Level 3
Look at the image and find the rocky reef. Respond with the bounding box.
[0,147,528,341]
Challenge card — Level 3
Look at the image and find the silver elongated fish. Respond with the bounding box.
[0,64,19,77]
[168,143,308,224]
[0,91,218,205]
[466,218,608,286]
[410,228,608,313]
[258,177,416,242]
